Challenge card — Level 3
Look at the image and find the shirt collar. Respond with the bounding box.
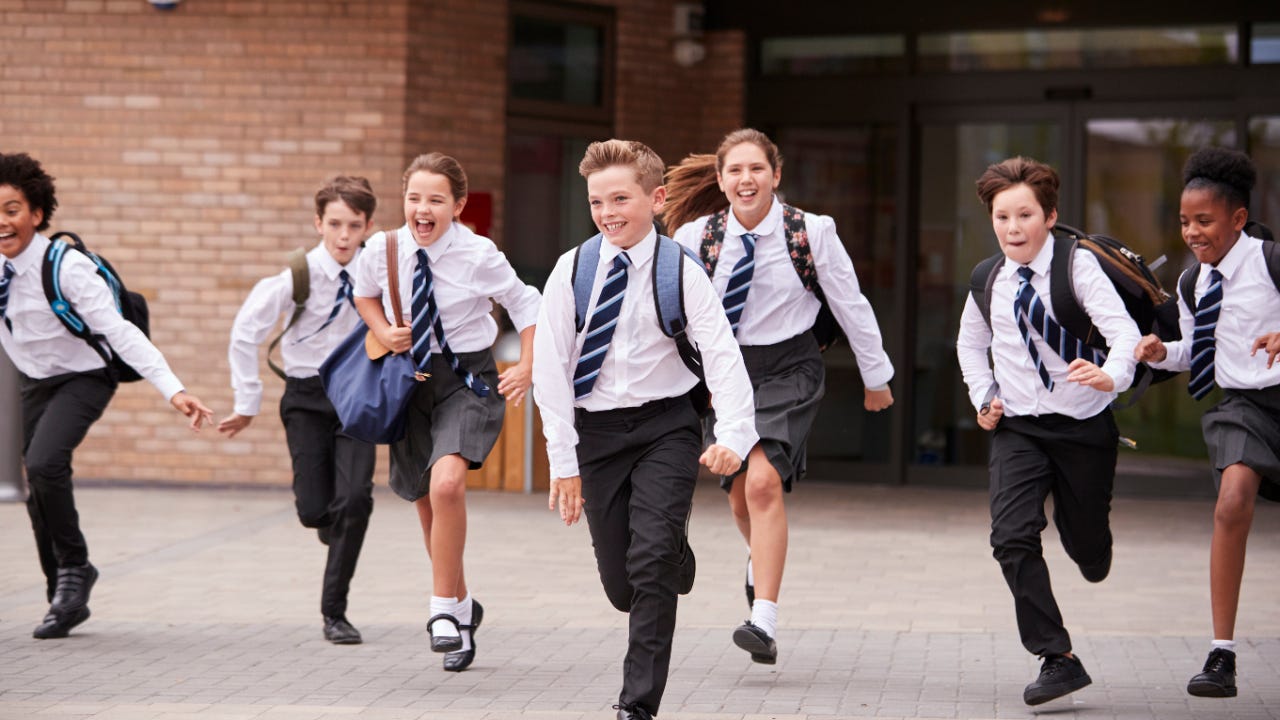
[1209,230,1254,281]
[310,243,350,280]
[416,221,458,263]
[1002,234,1055,279]
[601,226,657,270]
[725,195,783,239]
[10,233,50,276]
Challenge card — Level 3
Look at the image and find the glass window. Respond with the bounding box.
[919,25,1238,72]
[1249,116,1280,238]
[510,14,604,106]
[503,132,596,289]
[913,121,1062,466]
[1252,23,1280,64]
[776,126,899,464]
[761,35,905,75]
[1084,117,1237,459]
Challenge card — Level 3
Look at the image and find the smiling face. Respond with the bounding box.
[403,170,466,247]
[0,184,43,259]
[717,141,780,229]
[315,199,370,266]
[990,183,1057,266]
[586,164,666,250]
[1180,186,1247,266]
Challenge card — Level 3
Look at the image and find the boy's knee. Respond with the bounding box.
[990,528,1042,563]
[24,453,71,488]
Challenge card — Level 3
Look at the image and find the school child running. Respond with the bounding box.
[1135,146,1280,699]
[0,152,214,639]
[219,176,379,645]
[533,139,757,720]
[351,153,539,672]
[956,157,1140,705]
[663,128,894,663]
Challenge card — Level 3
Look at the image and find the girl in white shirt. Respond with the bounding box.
[1136,146,1280,699]
[352,153,541,672]
[664,128,895,664]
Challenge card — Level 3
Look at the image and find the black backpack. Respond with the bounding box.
[969,223,1181,406]
[42,231,151,383]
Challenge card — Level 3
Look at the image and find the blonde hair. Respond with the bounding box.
[663,128,783,231]
[578,139,665,191]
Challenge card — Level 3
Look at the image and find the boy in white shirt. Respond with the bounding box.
[219,176,378,644]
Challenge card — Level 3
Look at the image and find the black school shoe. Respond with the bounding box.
[33,563,99,640]
[613,703,654,719]
[1023,653,1092,705]
[1187,648,1237,698]
[732,620,777,664]
[323,615,362,644]
[443,599,483,672]
[33,606,91,639]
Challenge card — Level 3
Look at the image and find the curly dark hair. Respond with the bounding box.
[0,152,57,232]
[1182,146,1256,210]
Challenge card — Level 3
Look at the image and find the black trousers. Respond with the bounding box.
[21,369,117,599]
[281,376,376,618]
[576,395,701,716]
[989,410,1118,657]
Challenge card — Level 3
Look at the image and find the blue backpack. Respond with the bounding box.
[571,233,709,415]
[42,231,151,383]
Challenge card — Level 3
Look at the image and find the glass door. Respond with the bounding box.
[909,106,1067,483]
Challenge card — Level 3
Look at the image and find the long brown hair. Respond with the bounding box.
[662,128,784,232]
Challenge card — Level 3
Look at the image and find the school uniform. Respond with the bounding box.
[228,244,375,620]
[0,233,185,600]
[673,197,894,491]
[352,223,540,500]
[956,238,1139,658]
[1149,232,1280,501]
[532,227,757,717]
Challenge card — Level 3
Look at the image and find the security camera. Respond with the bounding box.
[147,0,181,9]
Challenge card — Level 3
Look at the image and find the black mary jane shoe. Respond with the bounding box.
[427,613,462,653]
[443,599,484,672]
[732,620,777,665]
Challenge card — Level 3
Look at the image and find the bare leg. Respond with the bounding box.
[742,445,787,603]
[727,468,752,543]
[415,494,468,600]
[1210,463,1262,640]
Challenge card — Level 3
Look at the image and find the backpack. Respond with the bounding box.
[968,222,1181,407]
[1176,221,1280,315]
[698,205,843,351]
[266,247,310,380]
[571,233,709,415]
[42,231,151,383]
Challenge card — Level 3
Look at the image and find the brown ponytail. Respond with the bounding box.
[662,153,726,232]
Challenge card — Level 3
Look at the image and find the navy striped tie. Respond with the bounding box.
[297,269,353,342]
[722,233,756,334]
[1188,268,1223,401]
[573,252,631,400]
[1014,266,1105,390]
[0,260,13,332]
[412,249,490,396]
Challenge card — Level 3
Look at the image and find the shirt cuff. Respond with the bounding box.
[714,427,760,466]
[153,375,186,403]
[234,394,262,417]
[867,383,889,392]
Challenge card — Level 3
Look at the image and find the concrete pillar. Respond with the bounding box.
[0,349,25,502]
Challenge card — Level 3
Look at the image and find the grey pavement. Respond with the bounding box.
[1,479,1279,720]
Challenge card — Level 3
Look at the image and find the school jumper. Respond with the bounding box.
[0,234,187,608]
[956,238,1139,658]
[1149,231,1280,500]
[673,197,893,490]
[532,227,757,717]
[352,223,540,500]
[228,244,375,621]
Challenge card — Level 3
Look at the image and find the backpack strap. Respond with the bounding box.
[1265,238,1280,297]
[1047,229,1102,349]
[571,234,604,333]
[781,204,820,293]
[266,247,311,380]
[698,209,729,275]
[42,238,115,369]
[968,253,1003,330]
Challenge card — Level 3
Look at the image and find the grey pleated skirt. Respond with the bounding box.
[388,349,504,501]
[1202,385,1280,502]
[706,331,825,493]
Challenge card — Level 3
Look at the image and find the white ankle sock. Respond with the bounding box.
[1212,639,1236,652]
[455,594,473,652]
[746,556,754,586]
[750,599,778,638]
[429,595,460,638]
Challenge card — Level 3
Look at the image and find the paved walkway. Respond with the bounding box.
[1,479,1279,720]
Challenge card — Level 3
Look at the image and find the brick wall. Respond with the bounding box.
[0,0,743,487]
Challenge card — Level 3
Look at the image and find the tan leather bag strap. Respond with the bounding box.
[386,229,404,327]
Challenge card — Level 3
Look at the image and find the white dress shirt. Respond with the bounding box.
[1150,232,1280,390]
[228,244,362,416]
[0,233,184,400]
[353,223,541,351]
[532,228,759,479]
[956,238,1141,419]
[672,196,895,388]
